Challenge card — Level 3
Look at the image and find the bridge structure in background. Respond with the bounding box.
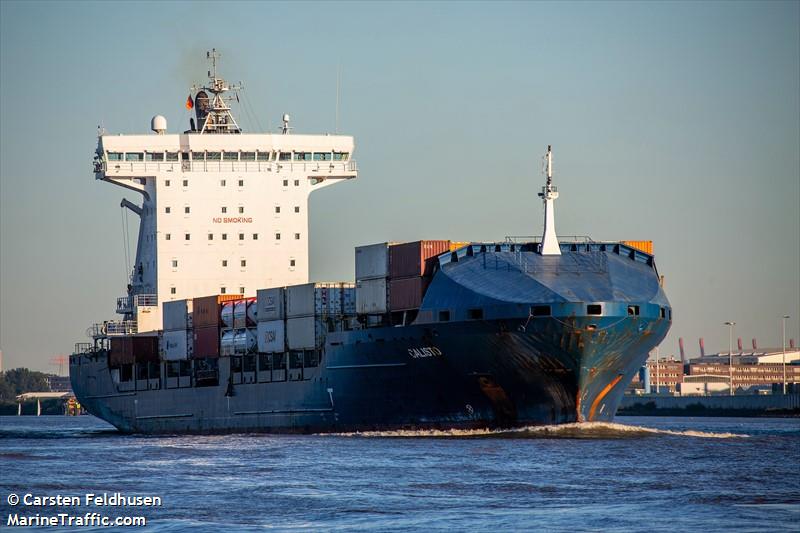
[15,392,80,416]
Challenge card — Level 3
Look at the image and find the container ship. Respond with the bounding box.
[70,51,672,433]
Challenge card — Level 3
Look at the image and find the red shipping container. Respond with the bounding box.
[389,240,450,279]
[132,336,159,363]
[389,277,430,311]
[193,326,220,358]
[109,337,134,366]
[193,294,242,328]
[109,336,158,364]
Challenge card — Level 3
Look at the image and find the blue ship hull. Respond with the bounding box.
[70,242,671,433]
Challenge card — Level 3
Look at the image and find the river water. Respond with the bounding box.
[1,416,798,531]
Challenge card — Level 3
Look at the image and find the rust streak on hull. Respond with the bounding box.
[588,374,623,421]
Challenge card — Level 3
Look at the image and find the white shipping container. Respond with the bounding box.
[257,287,285,322]
[355,242,392,281]
[257,320,285,353]
[162,329,189,360]
[287,282,352,318]
[286,317,325,350]
[163,299,193,331]
[356,278,388,314]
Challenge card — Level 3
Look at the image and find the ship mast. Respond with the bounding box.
[190,49,242,134]
[538,145,561,255]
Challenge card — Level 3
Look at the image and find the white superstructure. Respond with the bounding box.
[93,51,357,334]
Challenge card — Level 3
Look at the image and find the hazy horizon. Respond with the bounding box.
[1,1,798,373]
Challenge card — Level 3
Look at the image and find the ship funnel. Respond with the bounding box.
[699,337,705,358]
[678,337,686,364]
[752,338,758,350]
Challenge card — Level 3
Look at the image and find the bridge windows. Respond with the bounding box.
[333,152,349,161]
[314,152,332,161]
[107,152,123,161]
[223,152,238,161]
[191,151,204,161]
[256,151,271,161]
[207,152,221,161]
[241,152,256,161]
[166,152,179,161]
[295,152,312,161]
[587,304,602,315]
[279,152,291,162]
[146,152,164,161]
[125,152,143,161]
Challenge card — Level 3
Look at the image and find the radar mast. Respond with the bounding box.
[538,145,561,255]
[189,49,242,134]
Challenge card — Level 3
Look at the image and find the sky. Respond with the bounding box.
[1,1,798,373]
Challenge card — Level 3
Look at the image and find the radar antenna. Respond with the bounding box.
[537,145,561,255]
[189,48,243,134]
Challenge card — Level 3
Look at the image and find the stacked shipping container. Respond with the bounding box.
[109,336,159,366]
[162,299,193,360]
[220,297,257,355]
[388,240,450,312]
[286,283,356,350]
[355,243,392,314]
[256,287,285,353]
[192,294,241,358]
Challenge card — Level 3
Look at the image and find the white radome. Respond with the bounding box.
[150,115,167,134]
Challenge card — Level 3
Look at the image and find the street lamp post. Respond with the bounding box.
[782,315,790,395]
[725,321,736,396]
